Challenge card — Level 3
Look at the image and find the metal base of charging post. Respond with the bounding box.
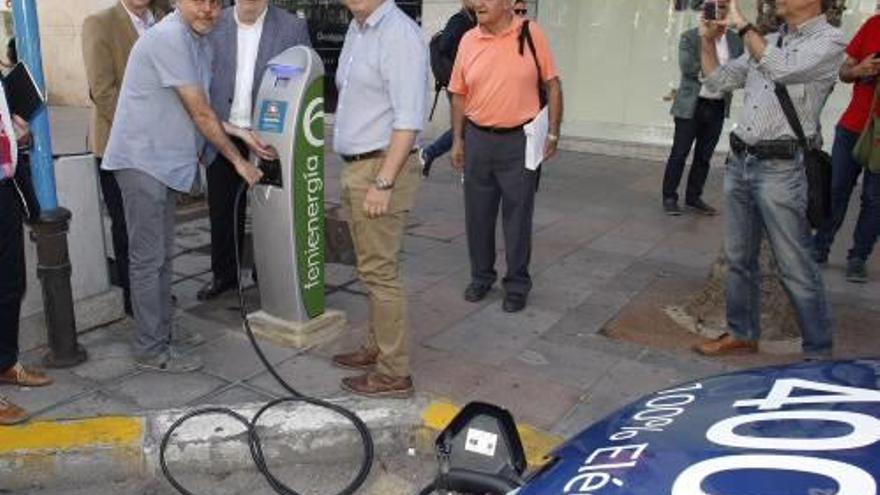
[30,207,88,368]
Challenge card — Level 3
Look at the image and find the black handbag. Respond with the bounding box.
[773,84,832,229]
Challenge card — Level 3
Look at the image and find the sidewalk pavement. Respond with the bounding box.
[2,107,878,492]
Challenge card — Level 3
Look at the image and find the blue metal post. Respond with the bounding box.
[11,0,57,210]
[10,0,86,368]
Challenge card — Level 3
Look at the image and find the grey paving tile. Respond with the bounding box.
[325,263,357,287]
[503,339,624,391]
[412,347,497,400]
[109,371,229,410]
[42,390,139,420]
[0,368,94,416]
[172,278,209,312]
[174,224,212,250]
[198,333,298,381]
[588,234,658,258]
[247,353,350,399]
[172,252,212,278]
[425,304,563,366]
[542,289,636,340]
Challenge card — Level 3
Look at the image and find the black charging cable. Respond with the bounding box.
[159,184,375,495]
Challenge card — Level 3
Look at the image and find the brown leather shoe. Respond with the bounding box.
[0,363,53,387]
[340,372,414,399]
[0,396,27,425]
[332,349,378,371]
[693,333,758,356]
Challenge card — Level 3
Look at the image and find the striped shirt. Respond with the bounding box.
[704,15,845,145]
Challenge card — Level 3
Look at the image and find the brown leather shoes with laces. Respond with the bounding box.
[0,396,27,425]
[0,363,53,387]
[693,333,758,357]
[340,372,414,399]
[332,349,378,371]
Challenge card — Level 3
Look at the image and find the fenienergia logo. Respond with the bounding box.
[303,97,325,148]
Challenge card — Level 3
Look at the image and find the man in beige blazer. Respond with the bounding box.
[82,0,168,316]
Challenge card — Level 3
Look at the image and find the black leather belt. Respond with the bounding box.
[340,149,417,163]
[468,120,527,134]
[730,133,802,160]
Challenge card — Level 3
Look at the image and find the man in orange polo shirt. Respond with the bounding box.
[449,0,563,312]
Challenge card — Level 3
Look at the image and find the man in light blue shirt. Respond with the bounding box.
[331,0,428,399]
[103,0,265,373]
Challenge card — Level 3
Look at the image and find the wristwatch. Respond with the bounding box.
[548,133,559,142]
[374,176,394,191]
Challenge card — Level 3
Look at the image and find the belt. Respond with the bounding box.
[729,133,805,160]
[340,149,417,163]
[468,120,527,134]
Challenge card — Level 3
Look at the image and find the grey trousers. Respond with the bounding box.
[115,168,177,358]
[463,123,536,296]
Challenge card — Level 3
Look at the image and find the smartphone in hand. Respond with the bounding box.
[703,1,717,21]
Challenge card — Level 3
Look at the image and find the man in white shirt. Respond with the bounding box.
[198,0,311,300]
[662,0,744,216]
[83,0,169,316]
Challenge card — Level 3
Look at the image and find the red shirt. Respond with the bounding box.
[839,15,880,133]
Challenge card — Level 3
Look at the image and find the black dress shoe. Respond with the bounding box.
[463,283,492,302]
[663,198,682,216]
[502,293,527,313]
[197,279,236,301]
[685,198,718,216]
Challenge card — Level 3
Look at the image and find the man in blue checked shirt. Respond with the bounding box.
[330,0,428,399]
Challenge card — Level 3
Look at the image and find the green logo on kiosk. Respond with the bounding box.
[293,79,325,318]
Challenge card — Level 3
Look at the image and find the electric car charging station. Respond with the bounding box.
[247,45,346,348]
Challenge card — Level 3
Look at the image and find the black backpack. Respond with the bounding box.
[428,30,455,120]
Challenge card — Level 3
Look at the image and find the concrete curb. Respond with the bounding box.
[0,397,564,492]
[0,397,428,492]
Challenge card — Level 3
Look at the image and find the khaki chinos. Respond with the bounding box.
[340,155,422,377]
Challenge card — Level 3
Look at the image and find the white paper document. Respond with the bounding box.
[524,106,549,171]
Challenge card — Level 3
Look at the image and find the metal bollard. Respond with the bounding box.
[30,208,87,368]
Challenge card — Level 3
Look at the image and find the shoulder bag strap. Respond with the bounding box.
[519,20,547,107]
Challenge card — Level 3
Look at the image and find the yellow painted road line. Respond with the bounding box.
[421,401,563,467]
[0,416,143,454]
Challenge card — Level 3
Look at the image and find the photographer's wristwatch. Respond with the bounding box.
[374,176,395,191]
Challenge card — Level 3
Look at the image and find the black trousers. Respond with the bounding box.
[464,124,536,296]
[207,138,248,284]
[0,179,25,372]
[96,157,131,314]
[662,97,726,203]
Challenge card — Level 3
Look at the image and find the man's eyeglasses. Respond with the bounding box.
[514,8,528,15]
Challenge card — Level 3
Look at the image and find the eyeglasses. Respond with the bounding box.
[514,8,528,15]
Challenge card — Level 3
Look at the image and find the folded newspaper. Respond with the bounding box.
[524,106,549,171]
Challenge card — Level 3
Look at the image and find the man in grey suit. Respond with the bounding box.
[198,0,311,300]
[663,0,743,216]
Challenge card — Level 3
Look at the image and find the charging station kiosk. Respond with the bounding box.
[247,46,345,348]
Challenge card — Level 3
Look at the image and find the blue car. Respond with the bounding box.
[427,360,880,495]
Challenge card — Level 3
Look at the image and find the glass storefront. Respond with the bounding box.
[538,0,880,147]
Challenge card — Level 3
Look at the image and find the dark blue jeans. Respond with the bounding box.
[813,125,880,263]
[724,151,832,354]
[424,129,453,163]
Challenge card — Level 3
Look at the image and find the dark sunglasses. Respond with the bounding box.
[514,8,528,14]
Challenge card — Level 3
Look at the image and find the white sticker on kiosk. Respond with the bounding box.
[465,428,499,457]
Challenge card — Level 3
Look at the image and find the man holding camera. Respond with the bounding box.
[693,0,844,358]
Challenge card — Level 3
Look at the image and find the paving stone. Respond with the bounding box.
[552,357,697,438]
[530,249,635,312]
[467,369,583,430]
[247,353,350,399]
[174,224,212,250]
[543,289,637,341]
[0,368,94,417]
[172,278,210,312]
[198,333,299,381]
[172,252,212,278]
[425,304,563,366]
[325,263,357,287]
[407,274,482,342]
[43,390,140,420]
[412,347,497,400]
[406,220,466,242]
[502,339,624,391]
[589,234,658,258]
[110,371,228,410]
